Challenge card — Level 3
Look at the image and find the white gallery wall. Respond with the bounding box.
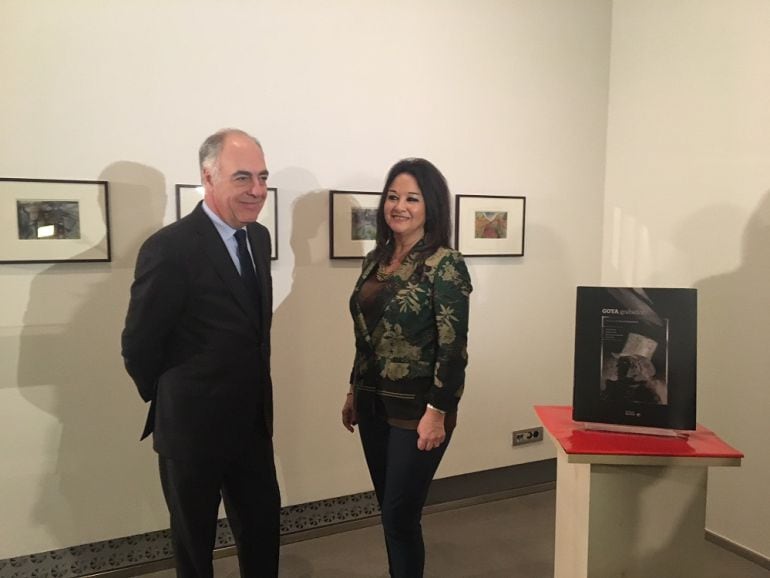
[0,0,611,558]
[603,0,770,560]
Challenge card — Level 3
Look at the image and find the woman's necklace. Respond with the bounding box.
[375,245,416,282]
[375,265,392,282]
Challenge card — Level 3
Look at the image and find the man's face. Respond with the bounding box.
[203,134,269,229]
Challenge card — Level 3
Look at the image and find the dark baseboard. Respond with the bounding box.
[705,529,770,571]
[428,458,556,505]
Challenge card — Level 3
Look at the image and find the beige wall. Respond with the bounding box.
[0,0,611,557]
[603,0,770,559]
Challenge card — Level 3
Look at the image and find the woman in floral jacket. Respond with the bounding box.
[341,158,472,578]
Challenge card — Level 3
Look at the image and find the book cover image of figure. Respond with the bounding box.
[573,287,697,431]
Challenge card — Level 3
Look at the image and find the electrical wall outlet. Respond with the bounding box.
[512,426,544,446]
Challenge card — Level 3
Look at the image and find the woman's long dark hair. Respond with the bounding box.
[372,158,452,264]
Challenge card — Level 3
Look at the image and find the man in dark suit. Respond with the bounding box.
[122,128,280,578]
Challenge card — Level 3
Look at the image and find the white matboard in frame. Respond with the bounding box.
[329,190,381,259]
[0,177,111,263]
[454,194,525,257]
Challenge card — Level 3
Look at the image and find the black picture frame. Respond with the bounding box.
[0,177,111,264]
[454,194,526,257]
[329,190,381,259]
[175,184,278,260]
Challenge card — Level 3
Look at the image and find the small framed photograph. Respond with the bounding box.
[454,194,526,257]
[0,178,111,263]
[175,184,279,260]
[329,190,381,259]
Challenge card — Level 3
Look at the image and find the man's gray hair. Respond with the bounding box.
[198,128,261,177]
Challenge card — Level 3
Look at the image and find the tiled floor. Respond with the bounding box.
[145,490,769,577]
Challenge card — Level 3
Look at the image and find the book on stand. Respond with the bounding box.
[572,287,697,433]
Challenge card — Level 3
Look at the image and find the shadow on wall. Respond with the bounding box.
[692,190,770,531]
[15,162,168,550]
[667,203,747,286]
[693,191,770,426]
[270,180,365,504]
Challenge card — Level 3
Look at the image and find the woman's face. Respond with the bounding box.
[383,172,426,243]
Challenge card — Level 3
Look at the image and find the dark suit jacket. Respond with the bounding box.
[122,203,273,460]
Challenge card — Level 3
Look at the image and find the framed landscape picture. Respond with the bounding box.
[329,190,380,259]
[454,194,525,257]
[0,178,111,263]
[175,184,278,260]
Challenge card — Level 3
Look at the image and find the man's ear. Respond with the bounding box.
[201,167,214,189]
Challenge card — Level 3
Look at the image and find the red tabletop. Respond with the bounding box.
[535,405,743,461]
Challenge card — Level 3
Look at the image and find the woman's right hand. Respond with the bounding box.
[341,393,357,432]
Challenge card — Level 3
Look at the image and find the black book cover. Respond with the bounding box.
[572,287,697,430]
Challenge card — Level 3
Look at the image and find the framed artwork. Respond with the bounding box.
[175,184,278,260]
[329,190,381,259]
[454,194,526,257]
[0,177,111,263]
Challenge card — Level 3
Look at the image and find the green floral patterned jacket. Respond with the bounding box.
[349,245,472,419]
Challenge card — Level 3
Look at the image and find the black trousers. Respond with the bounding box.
[158,433,280,578]
[358,413,451,578]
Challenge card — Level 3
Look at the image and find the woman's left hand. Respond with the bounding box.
[341,393,358,433]
[417,407,446,451]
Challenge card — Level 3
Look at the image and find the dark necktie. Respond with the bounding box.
[234,229,261,313]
